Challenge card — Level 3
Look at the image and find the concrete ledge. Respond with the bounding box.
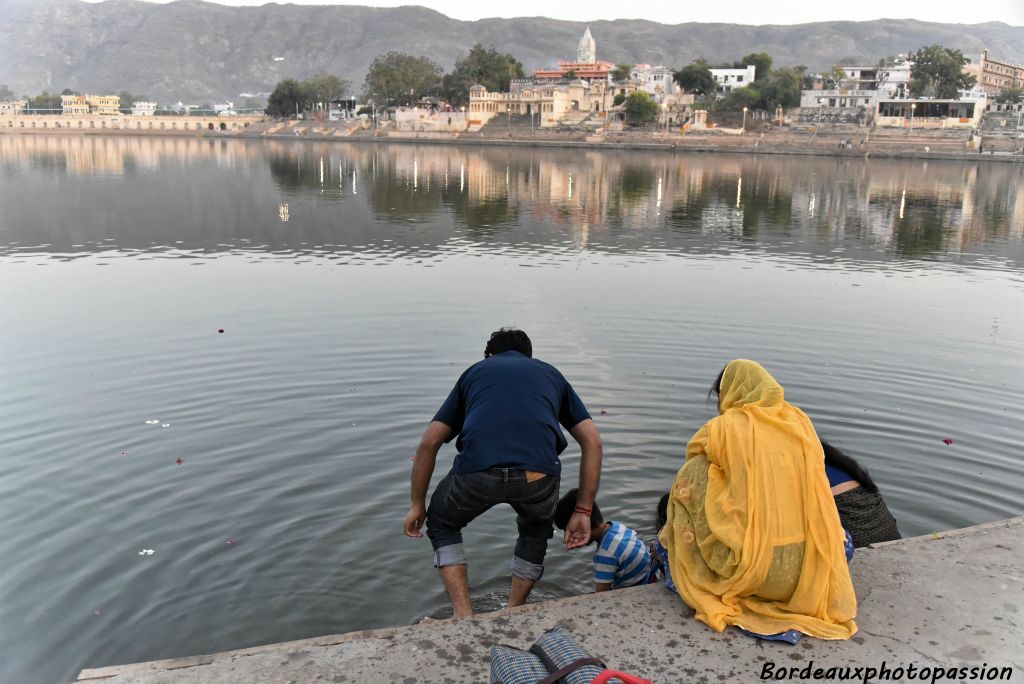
[77,516,1024,683]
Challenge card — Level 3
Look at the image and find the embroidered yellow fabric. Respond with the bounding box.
[661,359,857,639]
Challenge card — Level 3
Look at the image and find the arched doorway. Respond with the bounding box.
[208,123,215,130]
[219,122,226,131]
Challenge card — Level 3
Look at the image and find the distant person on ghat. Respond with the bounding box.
[403,328,604,618]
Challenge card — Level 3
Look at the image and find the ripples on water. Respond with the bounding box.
[0,136,1022,683]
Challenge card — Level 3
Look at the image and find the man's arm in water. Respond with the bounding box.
[404,421,452,537]
[565,418,602,550]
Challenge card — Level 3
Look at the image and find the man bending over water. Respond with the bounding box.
[403,328,603,618]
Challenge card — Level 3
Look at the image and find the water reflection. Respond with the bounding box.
[3,135,1023,684]
[0,136,1022,271]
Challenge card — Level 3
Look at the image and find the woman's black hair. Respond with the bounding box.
[655,493,669,531]
[707,365,726,406]
[821,440,879,493]
[553,488,603,531]
[484,328,532,358]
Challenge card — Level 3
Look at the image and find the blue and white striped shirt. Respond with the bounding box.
[594,521,652,589]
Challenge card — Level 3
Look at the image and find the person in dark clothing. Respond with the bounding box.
[404,328,603,618]
[822,440,901,548]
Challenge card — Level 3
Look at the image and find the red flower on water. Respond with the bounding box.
[175,457,185,465]
[942,438,954,446]
[218,329,225,334]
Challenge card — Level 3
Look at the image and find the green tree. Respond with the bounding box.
[305,72,350,106]
[243,97,265,111]
[565,69,577,79]
[364,52,442,107]
[0,84,15,101]
[717,66,805,112]
[673,61,715,96]
[759,67,805,109]
[613,93,626,106]
[267,79,313,117]
[611,63,633,81]
[117,90,147,106]
[909,44,975,99]
[623,91,659,123]
[28,91,61,110]
[736,52,773,81]
[722,85,760,111]
[441,44,524,106]
[994,87,1023,104]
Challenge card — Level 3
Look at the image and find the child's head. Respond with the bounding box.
[655,493,669,531]
[553,488,603,531]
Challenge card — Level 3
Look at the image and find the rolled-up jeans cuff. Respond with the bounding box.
[512,556,544,581]
[433,543,467,568]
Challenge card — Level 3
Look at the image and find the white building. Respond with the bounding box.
[876,60,912,99]
[0,100,27,115]
[131,101,157,116]
[876,90,987,129]
[213,102,235,114]
[629,64,676,102]
[577,27,596,64]
[710,66,756,95]
[800,90,877,109]
[801,59,913,112]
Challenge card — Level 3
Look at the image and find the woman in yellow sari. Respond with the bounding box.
[661,359,857,639]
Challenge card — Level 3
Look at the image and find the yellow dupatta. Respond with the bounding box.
[661,360,857,639]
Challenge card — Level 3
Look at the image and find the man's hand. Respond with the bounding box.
[404,503,426,538]
[405,421,451,539]
[564,511,591,550]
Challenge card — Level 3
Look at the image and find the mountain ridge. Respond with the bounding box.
[1,0,1021,103]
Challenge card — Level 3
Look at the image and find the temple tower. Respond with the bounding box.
[577,28,596,64]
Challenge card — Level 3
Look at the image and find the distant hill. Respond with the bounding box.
[1,0,1021,104]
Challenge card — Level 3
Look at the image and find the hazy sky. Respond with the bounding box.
[80,0,1024,25]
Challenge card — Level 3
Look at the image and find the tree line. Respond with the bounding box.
[267,45,524,117]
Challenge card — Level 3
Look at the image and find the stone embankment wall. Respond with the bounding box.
[0,114,265,134]
[77,517,1024,683]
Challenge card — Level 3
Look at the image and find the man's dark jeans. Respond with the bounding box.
[426,467,559,581]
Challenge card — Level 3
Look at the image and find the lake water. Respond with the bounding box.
[1,135,1022,683]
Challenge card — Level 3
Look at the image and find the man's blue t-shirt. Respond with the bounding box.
[432,351,591,476]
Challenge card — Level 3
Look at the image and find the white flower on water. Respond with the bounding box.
[138,549,155,556]
[145,420,160,425]
[161,424,171,428]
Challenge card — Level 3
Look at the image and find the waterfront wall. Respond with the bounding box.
[77,516,1024,683]
[0,114,265,134]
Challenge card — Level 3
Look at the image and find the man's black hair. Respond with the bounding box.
[553,488,602,531]
[484,328,532,358]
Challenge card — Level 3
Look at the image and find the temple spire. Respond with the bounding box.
[577,27,596,64]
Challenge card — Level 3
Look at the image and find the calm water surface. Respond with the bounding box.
[1,136,1022,682]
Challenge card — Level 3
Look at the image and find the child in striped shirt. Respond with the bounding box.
[554,489,653,592]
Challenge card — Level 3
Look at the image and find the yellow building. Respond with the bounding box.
[468,80,634,129]
[61,94,122,115]
[88,95,121,115]
[62,95,90,115]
